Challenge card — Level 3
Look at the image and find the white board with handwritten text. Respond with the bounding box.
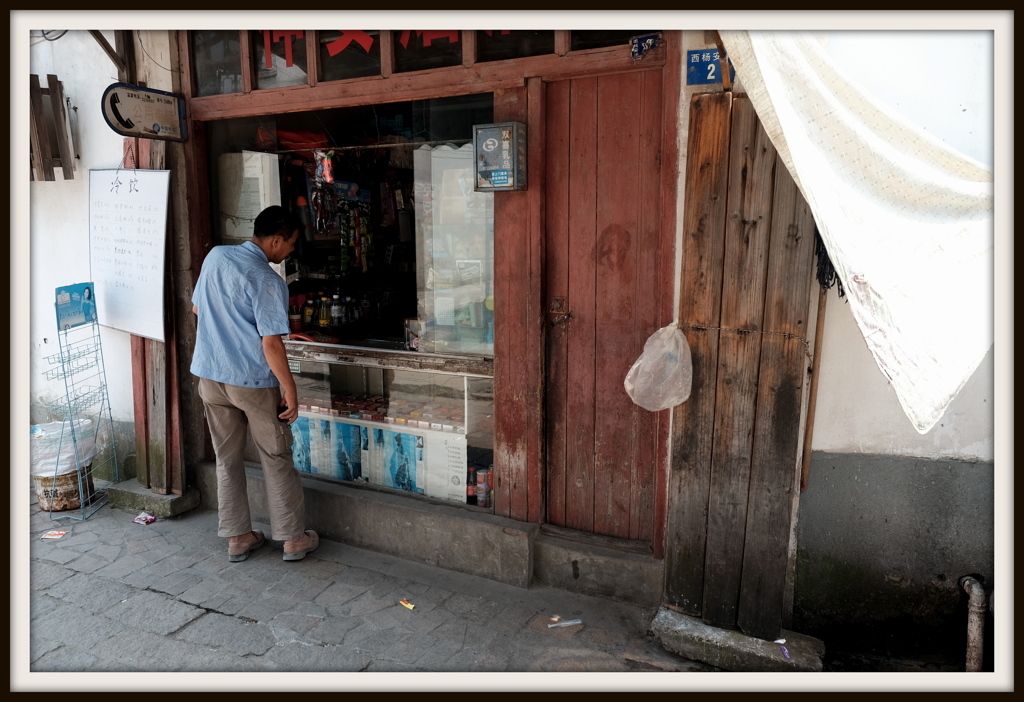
[89,169,170,341]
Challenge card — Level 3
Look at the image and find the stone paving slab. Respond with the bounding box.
[29,636,62,664]
[269,611,325,637]
[44,572,135,614]
[106,590,205,635]
[261,640,374,672]
[307,613,364,645]
[29,592,64,621]
[32,546,85,565]
[32,605,126,650]
[22,502,715,681]
[29,560,77,590]
[173,612,277,656]
[32,646,102,672]
[90,553,149,579]
[231,593,296,623]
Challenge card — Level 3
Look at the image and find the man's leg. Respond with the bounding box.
[226,384,306,543]
[197,378,253,538]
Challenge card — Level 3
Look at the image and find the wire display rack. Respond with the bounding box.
[41,319,120,521]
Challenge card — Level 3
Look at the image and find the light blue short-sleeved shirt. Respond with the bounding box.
[190,241,290,388]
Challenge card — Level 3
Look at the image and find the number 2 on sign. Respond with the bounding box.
[707,62,717,81]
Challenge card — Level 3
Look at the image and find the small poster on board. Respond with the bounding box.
[55,282,98,331]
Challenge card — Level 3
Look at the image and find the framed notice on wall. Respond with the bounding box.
[89,168,171,341]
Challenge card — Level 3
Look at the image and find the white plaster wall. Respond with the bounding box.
[28,30,136,423]
[811,31,995,461]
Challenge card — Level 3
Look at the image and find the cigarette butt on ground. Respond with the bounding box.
[547,618,582,628]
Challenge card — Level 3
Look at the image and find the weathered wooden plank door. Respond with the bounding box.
[543,69,665,542]
[664,92,816,640]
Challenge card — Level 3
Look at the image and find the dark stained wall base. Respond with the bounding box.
[794,451,994,666]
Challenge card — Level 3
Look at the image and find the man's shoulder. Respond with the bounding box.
[205,244,263,271]
[204,244,237,264]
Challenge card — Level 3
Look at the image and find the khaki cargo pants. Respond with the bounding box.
[198,377,306,542]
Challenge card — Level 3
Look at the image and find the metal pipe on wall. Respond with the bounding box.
[959,575,987,672]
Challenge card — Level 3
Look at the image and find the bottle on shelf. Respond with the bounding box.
[330,294,343,327]
[318,296,331,328]
[301,296,316,328]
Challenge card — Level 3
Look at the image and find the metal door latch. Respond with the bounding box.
[548,297,572,325]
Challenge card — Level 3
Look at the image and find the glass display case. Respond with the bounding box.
[287,356,494,508]
[413,143,494,356]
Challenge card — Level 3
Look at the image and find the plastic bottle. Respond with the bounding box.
[330,294,343,327]
[318,296,330,328]
[302,297,316,327]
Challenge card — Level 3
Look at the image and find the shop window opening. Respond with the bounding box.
[207,93,496,510]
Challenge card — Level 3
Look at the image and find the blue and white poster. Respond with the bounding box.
[308,416,335,477]
[332,422,362,481]
[55,282,98,331]
[292,416,364,480]
[291,417,312,473]
[290,416,465,503]
[382,429,424,494]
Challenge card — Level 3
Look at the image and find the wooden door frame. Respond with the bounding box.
[492,34,682,555]
[173,31,681,557]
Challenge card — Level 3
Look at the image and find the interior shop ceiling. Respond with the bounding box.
[215,93,494,153]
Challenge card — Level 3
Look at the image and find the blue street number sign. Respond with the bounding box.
[686,49,736,85]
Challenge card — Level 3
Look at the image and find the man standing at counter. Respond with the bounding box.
[191,205,319,562]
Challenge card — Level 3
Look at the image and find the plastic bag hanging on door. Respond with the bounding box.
[624,324,693,411]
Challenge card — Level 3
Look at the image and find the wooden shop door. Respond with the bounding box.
[663,91,818,641]
[542,69,668,543]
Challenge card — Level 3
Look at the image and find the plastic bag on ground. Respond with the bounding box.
[29,419,97,476]
[624,324,693,411]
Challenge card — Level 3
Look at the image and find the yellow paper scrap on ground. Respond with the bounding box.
[400,600,414,610]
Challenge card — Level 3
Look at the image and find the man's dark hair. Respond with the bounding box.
[253,205,301,240]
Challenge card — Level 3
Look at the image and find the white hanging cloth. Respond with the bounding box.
[718,30,993,434]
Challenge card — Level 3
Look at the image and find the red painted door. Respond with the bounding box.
[544,70,665,542]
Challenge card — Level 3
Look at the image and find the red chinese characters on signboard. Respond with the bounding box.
[263,30,305,68]
[397,30,459,49]
[265,30,515,66]
[325,31,376,56]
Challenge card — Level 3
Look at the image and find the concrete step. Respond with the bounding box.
[194,462,537,588]
[533,529,664,608]
[188,462,663,609]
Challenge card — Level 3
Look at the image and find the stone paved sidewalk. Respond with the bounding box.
[23,496,717,678]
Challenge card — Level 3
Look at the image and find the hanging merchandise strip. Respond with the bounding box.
[677,323,812,362]
[813,227,845,299]
[272,138,471,156]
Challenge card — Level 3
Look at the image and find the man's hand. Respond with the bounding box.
[277,390,299,424]
[262,334,299,424]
